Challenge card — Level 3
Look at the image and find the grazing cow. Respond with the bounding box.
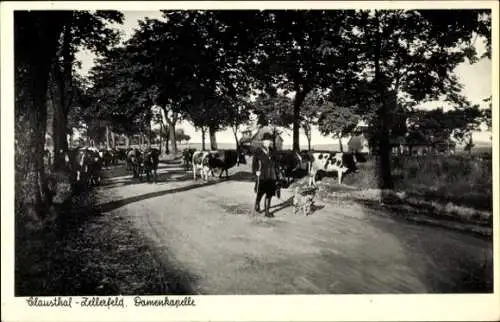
[205,149,247,179]
[307,151,358,186]
[192,150,212,181]
[274,150,304,185]
[182,148,197,170]
[141,148,160,183]
[126,148,143,178]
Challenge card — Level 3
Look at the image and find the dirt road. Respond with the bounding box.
[93,160,493,294]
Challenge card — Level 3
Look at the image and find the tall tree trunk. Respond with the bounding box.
[125,135,130,149]
[209,126,217,150]
[201,127,206,150]
[52,97,68,168]
[68,131,73,149]
[374,12,393,190]
[110,130,115,149]
[160,106,177,155]
[232,125,239,150]
[15,12,65,225]
[169,124,177,155]
[52,18,73,171]
[105,125,110,149]
[338,137,343,152]
[148,119,152,148]
[292,89,307,152]
[164,126,170,154]
[159,122,162,154]
[304,126,312,151]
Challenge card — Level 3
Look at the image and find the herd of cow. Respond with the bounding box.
[44,146,161,188]
[182,147,363,187]
[43,144,364,191]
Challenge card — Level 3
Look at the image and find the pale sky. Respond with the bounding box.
[75,10,493,145]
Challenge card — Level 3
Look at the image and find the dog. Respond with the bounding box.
[293,186,317,216]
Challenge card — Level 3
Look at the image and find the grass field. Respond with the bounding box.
[337,153,493,224]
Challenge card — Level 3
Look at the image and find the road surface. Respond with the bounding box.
[93,160,493,294]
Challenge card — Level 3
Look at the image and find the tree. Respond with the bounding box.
[163,11,256,150]
[318,102,360,152]
[405,105,483,155]
[330,9,491,189]
[252,93,294,127]
[464,134,475,154]
[15,11,69,224]
[118,11,260,152]
[250,10,361,152]
[50,11,123,169]
[175,128,192,144]
[482,96,492,132]
[88,44,157,151]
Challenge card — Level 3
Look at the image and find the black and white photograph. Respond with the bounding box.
[1,1,499,321]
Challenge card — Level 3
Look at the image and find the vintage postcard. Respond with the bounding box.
[1,1,499,321]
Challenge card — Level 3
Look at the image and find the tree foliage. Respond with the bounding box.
[250,10,362,151]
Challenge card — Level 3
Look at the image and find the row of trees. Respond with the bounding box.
[15,9,492,225]
[15,11,125,224]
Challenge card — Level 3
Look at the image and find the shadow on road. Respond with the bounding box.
[269,197,294,216]
[368,216,493,293]
[16,188,200,296]
[95,180,225,213]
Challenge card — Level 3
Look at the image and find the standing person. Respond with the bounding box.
[252,133,281,217]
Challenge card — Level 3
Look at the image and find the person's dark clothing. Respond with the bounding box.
[252,147,281,216]
[252,147,279,180]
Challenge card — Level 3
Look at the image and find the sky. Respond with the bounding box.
[75,10,493,146]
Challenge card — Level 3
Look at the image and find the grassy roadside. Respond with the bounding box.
[15,188,174,296]
[290,154,493,236]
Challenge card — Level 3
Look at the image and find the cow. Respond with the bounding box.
[86,148,103,186]
[109,148,121,165]
[274,150,304,185]
[114,147,128,163]
[126,148,143,178]
[182,148,197,170]
[205,149,247,180]
[192,150,212,181]
[141,147,160,183]
[68,148,87,185]
[307,151,358,186]
[69,147,102,187]
[99,149,113,169]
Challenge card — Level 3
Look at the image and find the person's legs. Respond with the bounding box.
[255,189,264,212]
[264,195,273,217]
[264,180,276,217]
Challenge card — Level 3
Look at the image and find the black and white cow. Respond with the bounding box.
[126,148,143,179]
[99,149,114,169]
[307,151,358,186]
[69,147,102,187]
[205,149,247,179]
[141,147,160,183]
[182,148,197,170]
[86,148,103,186]
[192,150,212,181]
[274,150,304,185]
